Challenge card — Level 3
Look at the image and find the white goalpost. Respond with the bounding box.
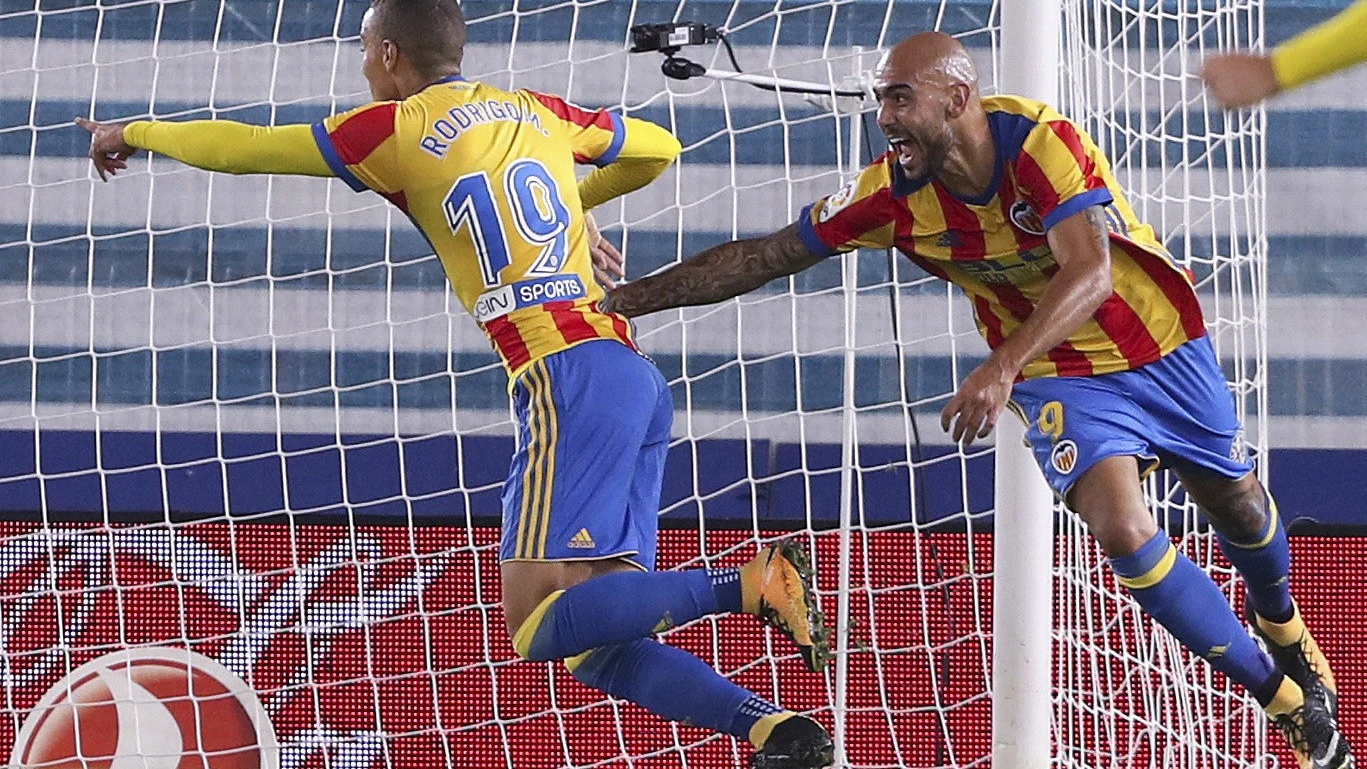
[0,0,1268,767]
[991,0,1060,765]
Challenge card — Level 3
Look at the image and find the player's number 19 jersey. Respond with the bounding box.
[311,76,635,377]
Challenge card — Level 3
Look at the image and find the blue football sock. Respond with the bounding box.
[1111,531,1283,705]
[514,568,744,662]
[1215,495,1294,624]
[569,638,782,741]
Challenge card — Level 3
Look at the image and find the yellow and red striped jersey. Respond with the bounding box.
[798,95,1206,380]
[312,76,640,377]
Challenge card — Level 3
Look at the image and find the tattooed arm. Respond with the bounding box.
[601,223,824,318]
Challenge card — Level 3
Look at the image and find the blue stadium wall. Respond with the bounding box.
[0,0,1362,528]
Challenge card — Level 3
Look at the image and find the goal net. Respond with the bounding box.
[0,0,1266,767]
[1055,2,1271,767]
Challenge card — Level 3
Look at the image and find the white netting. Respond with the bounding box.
[1056,0,1270,766]
[0,0,1263,767]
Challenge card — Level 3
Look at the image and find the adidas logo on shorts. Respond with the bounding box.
[568,528,596,549]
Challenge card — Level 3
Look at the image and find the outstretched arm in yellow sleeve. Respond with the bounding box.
[1272,1,1367,91]
[76,117,332,181]
[1201,0,1367,109]
[577,116,681,211]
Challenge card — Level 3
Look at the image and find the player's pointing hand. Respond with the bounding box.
[75,117,136,182]
[940,356,1014,447]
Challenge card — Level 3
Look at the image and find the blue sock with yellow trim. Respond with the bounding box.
[568,638,783,742]
[515,568,744,662]
[1215,495,1294,624]
[1111,531,1283,705]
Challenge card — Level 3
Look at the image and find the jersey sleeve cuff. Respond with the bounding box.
[592,112,627,167]
[1042,188,1113,231]
[311,122,368,192]
[797,204,841,259]
[122,121,152,149]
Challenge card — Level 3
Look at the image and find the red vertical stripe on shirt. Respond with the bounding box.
[329,102,398,165]
[931,186,987,260]
[1093,294,1164,368]
[1124,245,1208,340]
[973,296,1007,349]
[1013,150,1062,220]
[485,316,532,372]
[1042,344,1095,377]
[547,302,600,345]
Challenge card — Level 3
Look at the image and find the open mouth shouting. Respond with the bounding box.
[887,134,920,171]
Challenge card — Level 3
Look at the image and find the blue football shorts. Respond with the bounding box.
[500,339,673,571]
[1009,335,1255,500]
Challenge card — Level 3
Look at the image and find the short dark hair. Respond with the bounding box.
[369,0,466,74]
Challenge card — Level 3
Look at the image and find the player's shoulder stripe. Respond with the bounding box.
[525,90,615,131]
[328,101,399,166]
[986,96,1046,162]
[595,113,627,166]
[311,122,366,192]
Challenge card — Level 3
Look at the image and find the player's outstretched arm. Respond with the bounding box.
[1201,0,1367,108]
[76,118,331,182]
[601,224,821,318]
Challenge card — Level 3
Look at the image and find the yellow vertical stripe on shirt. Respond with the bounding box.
[1022,126,1089,194]
[980,221,1023,260]
[909,189,949,257]
[534,360,560,559]
[1071,317,1131,371]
